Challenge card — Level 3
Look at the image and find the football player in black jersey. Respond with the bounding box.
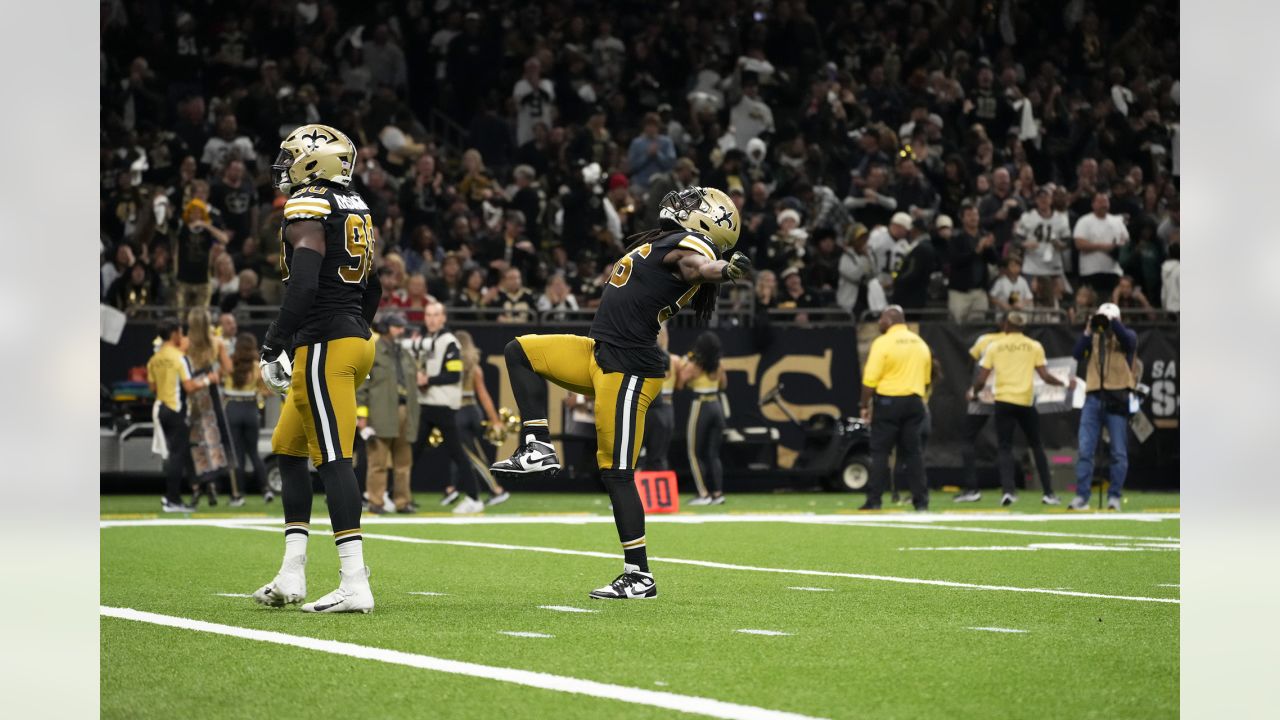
[252,124,383,614]
[491,186,750,599]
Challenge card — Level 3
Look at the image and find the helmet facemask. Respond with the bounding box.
[271,148,296,192]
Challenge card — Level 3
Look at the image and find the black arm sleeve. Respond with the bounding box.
[263,247,322,356]
[430,341,462,385]
[361,266,383,325]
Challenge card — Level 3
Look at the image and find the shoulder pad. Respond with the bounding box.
[284,188,332,220]
[674,232,718,261]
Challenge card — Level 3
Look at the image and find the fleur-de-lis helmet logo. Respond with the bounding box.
[713,205,736,230]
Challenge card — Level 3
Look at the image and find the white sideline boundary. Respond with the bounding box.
[101,606,823,720]
[99,511,1179,529]
[215,523,1179,605]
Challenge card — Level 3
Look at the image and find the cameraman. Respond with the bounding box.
[1070,303,1138,511]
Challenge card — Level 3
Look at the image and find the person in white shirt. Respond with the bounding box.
[989,257,1033,311]
[1072,192,1129,298]
[1016,185,1071,303]
[1160,241,1179,312]
[867,212,912,286]
[513,57,556,147]
[837,224,878,315]
[730,76,774,149]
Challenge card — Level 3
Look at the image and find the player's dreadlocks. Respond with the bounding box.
[622,226,721,325]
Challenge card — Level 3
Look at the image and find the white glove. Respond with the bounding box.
[260,352,293,396]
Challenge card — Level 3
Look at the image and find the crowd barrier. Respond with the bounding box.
[102,309,1179,490]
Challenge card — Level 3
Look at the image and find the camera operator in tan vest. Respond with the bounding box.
[1069,302,1138,511]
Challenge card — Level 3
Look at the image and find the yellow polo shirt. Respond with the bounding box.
[147,343,192,412]
[969,331,1005,361]
[862,324,932,398]
[980,333,1047,407]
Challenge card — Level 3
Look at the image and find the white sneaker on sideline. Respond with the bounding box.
[688,496,713,506]
[453,496,485,515]
[485,491,510,507]
[1067,496,1091,511]
[1107,496,1122,511]
[1000,493,1017,507]
[301,567,373,614]
[1041,494,1062,506]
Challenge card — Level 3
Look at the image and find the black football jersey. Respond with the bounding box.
[589,230,719,376]
[279,181,375,346]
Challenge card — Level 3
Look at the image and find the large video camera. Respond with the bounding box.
[1091,312,1111,334]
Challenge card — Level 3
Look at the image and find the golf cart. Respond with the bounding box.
[721,384,872,492]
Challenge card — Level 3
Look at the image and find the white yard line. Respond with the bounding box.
[965,627,1027,634]
[1156,583,1180,588]
[736,629,793,636]
[786,587,834,592]
[540,605,598,614]
[900,542,1178,552]
[855,522,1180,542]
[212,593,253,598]
[99,512,1178,530]
[407,591,448,597]
[102,606,823,720]
[499,631,555,638]
[214,524,1179,605]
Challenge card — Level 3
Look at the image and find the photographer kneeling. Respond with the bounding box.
[1070,303,1138,511]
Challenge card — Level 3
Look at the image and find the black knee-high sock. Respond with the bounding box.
[504,339,550,443]
[317,458,362,538]
[601,469,648,572]
[279,454,313,526]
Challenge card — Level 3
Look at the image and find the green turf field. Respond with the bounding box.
[101,491,1179,719]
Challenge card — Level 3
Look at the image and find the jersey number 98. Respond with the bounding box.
[340,214,376,284]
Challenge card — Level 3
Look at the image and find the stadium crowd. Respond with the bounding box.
[100,0,1180,326]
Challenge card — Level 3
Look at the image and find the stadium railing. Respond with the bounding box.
[110,304,1180,329]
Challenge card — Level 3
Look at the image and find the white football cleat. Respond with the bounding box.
[301,566,374,614]
[453,496,485,515]
[252,559,307,607]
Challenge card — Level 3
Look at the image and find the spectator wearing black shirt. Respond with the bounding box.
[978,167,1023,254]
[892,156,938,224]
[948,204,997,323]
[777,267,819,315]
[107,262,156,314]
[208,160,256,254]
[891,222,938,312]
[486,267,537,323]
[174,183,231,309]
[219,269,267,314]
[804,229,843,305]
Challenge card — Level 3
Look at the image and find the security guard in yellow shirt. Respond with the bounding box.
[859,305,933,511]
[970,311,1074,506]
[955,316,1007,503]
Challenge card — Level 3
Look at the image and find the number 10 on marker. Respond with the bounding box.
[634,471,680,514]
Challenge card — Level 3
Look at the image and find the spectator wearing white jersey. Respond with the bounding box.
[1016,185,1071,303]
[1073,192,1129,299]
[513,57,556,147]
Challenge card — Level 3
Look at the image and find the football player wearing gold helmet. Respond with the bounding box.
[252,124,382,614]
[490,186,750,600]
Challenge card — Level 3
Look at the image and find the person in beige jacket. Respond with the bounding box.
[357,313,420,513]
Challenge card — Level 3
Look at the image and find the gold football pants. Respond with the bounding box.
[517,334,663,470]
[272,336,376,467]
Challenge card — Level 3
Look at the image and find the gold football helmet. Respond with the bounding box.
[272,124,357,192]
[660,186,740,255]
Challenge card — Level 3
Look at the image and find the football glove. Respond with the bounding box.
[721,251,752,281]
[260,346,293,396]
